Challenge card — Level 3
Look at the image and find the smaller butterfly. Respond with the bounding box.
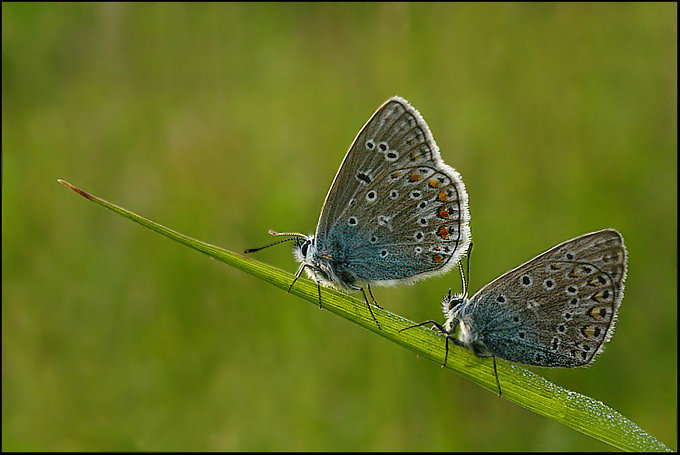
[246,97,472,329]
[402,229,627,395]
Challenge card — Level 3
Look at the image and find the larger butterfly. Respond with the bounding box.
[247,96,472,329]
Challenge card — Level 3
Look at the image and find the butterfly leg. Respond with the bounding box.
[399,320,447,333]
[359,287,381,330]
[399,320,452,366]
[492,355,501,397]
[288,263,306,293]
[471,351,502,397]
[445,337,502,397]
[444,334,452,366]
[443,336,471,368]
[365,283,383,309]
[288,263,324,309]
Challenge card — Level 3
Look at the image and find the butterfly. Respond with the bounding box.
[403,229,627,395]
[247,96,472,329]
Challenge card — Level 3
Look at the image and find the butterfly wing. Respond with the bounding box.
[464,229,627,367]
[315,97,471,285]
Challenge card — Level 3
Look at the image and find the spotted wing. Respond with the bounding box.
[465,229,627,367]
[315,97,472,284]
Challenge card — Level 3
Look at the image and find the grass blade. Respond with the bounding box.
[58,179,671,452]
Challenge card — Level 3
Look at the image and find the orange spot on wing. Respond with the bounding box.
[438,190,450,202]
[438,206,450,219]
[433,254,443,263]
[409,172,422,182]
[437,226,450,240]
[428,178,440,188]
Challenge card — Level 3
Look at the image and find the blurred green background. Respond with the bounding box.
[2,3,676,451]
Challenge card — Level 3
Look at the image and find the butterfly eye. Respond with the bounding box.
[300,241,310,257]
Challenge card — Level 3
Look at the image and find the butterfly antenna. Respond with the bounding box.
[268,230,306,237]
[459,241,473,296]
[244,231,305,254]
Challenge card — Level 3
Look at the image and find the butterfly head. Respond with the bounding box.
[441,288,490,356]
[441,288,469,333]
[292,235,340,286]
[292,235,313,262]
